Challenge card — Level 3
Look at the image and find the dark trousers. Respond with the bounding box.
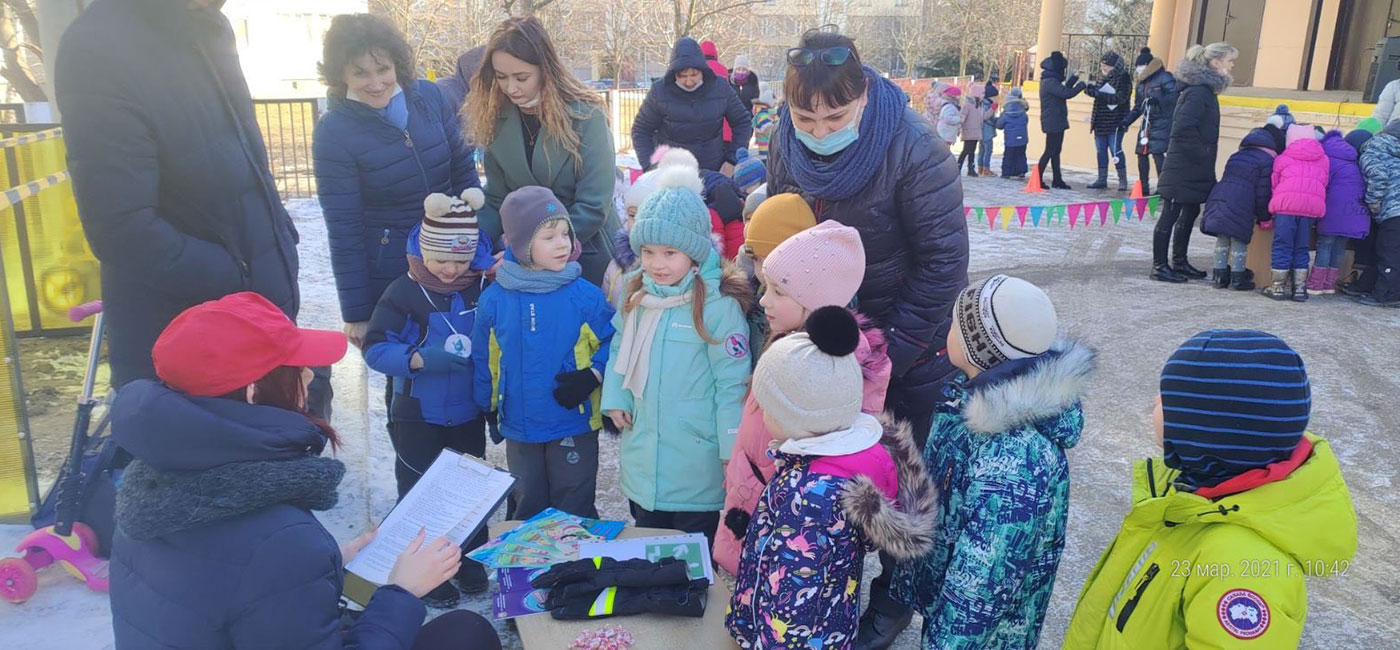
[389,419,489,555]
[1038,131,1066,182]
[1154,200,1202,267]
[505,433,600,521]
[1137,152,1164,194]
[628,501,720,547]
[958,140,980,172]
[1001,145,1028,177]
[307,366,333,421]
[1361,217,1400,301]
[1270,214,1314,271]
[410,610,502,650]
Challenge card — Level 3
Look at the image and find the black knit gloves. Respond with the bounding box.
[553,369,600,409]
[532,557,691,596]
[534,557,708,620]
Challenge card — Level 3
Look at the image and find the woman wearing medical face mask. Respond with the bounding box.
[631,38,754,174]
[466,17,620,286]
[729,55,762,115]
[765,29,969,648]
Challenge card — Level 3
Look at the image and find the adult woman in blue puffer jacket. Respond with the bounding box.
[313,14,478,346]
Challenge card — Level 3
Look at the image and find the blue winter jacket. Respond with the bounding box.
[995,99,1031,148]
[1361,124,1400,223]
[109,380,425,649]
[472,251,617,442]
[1202,127,1282,243]
[313,80,479,323]
[363,226,495,426]
[893,340,1094,649]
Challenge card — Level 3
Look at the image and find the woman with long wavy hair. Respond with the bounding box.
[467,17,620,285]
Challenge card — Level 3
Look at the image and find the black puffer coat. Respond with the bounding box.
[632,39,753,171]
[768,107,968,403]
[55,0,299,387]
[1086,54,1133,136]
[1122,60,1179,155]
[1158,59,1228,204]
[1201,127,1282,243]
[1038,68,1086,134]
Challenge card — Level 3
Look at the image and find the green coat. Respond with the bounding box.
[600,254,751,512]
[1064,434,1357,649]
[475,101,620,284]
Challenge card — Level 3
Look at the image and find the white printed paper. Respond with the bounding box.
[577,533,715,584]
[347,449,515,585]
[1099,83,1117,95]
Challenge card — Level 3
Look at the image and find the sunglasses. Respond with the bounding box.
[786,46,856,67]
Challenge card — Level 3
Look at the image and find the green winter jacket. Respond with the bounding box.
[1064,434,1357,649]
[600,254,752,512]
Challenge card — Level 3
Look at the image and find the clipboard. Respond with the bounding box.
[343,449,516,606]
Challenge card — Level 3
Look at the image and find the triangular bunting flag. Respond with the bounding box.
[1111,199,1123,224]
[1147,195,1160,217]
[964,206,972,219]
[1000,206,1012,231]
[1096,202,1110,226]
[1016,205,1029,227]
[1068,203,1081,229]
[975,206,985,223]
[1056,205,1066,224]
[1030,205,1043,227]
[1135,197,1149,220]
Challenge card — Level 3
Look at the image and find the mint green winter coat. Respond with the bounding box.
[600,254,754,512]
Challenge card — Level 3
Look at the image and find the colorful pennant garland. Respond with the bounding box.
[959,196,1163,230]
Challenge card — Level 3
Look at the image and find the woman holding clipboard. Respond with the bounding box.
[106,292,500,649]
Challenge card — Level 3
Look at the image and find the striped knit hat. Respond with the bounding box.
[953,275,1057,372]
[1160,330,1311,490]
[420,188,485,261]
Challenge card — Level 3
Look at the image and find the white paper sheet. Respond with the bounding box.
[577,533,715,584]
[1099,82,1117,95]
[347,449,515,585]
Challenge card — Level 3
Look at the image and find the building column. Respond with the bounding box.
[35,0,87,114]
[1147,0,1179,58]
[1036,0,1065,60]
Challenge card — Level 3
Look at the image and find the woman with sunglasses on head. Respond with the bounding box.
[632,37,754,175]
[765,29,968,650]
[467,17,620,285]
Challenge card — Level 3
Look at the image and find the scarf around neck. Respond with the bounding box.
[777,66,907,201]
[495,260,582,293]
[407,254,481,294]
[777,412,883,456]
[612,270,697,397]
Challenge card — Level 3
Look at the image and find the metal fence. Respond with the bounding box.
[597,89,648,155]
[253,98,321,199]
[1061,33,1150,78]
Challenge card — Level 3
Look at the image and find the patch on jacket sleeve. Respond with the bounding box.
[1217,589,1270,639]
[725,333,749,359]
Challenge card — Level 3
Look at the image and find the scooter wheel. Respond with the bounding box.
[72,522,101,555]
[0,556,39,603]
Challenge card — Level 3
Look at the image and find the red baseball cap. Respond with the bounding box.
[153,292,347,397]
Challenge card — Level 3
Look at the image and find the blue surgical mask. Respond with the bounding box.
[794,99,864,156]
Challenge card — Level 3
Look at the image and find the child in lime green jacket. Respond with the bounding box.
[600,148,754,541]
[1065,329,1357,649]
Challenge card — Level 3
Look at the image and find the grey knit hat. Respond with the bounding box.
[752,307,863,439]
[501,185,571,267]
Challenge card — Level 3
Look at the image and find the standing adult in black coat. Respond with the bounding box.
[1036,51,1087,189]
[730,55,761,115]
[1121,47,1180,195]
[1153,42,1237,283]
[55,0,300,389]
[766,29,967,649]
[632,38,753,172]
[1084,51,1134,190]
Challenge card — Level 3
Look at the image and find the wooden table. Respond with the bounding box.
[489,522,740,650]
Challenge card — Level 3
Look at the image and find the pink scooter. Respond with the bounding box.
[0,301,109,603]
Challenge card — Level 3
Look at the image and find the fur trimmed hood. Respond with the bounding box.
[718,259,757,314]
[1135,58,1164,83]
[841,414,939,561]
[962,339,1095,443]
[1175,57,1231,94]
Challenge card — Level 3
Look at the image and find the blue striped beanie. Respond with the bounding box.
[1160,330,1310,490]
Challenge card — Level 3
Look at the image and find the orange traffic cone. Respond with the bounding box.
[1024,165,1044,194]
[1129,180,1145,199]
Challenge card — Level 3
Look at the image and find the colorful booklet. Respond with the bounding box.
[491,567,553,619]
[469,508,626,569]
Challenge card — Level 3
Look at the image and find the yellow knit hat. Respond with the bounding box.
[745,193,816,259]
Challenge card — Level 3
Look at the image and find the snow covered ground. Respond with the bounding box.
[4,167,1399,647]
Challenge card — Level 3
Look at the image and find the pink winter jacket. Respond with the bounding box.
[1268,138,1330,218]
[712,315,891,577]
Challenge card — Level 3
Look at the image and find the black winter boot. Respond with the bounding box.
[1211,268,1231,288]
[1172,258,1208,279]
[1117,168,1131,191]
[1231,269,1256,291]
[1152,265,1189,283]
[1051,179,1073,189]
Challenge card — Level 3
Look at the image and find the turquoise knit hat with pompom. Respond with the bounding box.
[631,148,713,264]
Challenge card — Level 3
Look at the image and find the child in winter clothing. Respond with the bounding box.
[603,171,661,308]
[600,148,754,541]
[1265,124,1330,301]
[752,84,778,161]
[712,221,892,577]
[893,274,1094,649]
[1310,129,1372,294]
[725,307,935,650]
[958,85,987,177]
[1201,126,1283,291]
[736,192,818,367]
[1065,329,1357,648]
[979,86,998,176]
[732,155,766,196]
[364,188,495,604]
[936,86,964,148]
[703,169,747,260]
[472,186,616,521]
[996,87,1031,178]
[1358,119,1400,306]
